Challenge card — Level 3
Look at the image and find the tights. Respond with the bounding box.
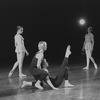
[32,57,69,88]
[49,57,68,87]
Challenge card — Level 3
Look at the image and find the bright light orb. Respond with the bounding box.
[79,19,85,25]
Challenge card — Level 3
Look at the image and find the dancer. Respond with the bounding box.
[82,26,97,69]
[21,41,74,90]
[8,26,29,77]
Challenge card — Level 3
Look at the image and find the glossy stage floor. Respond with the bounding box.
[0,65,100,100]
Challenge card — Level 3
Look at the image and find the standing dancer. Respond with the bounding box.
[8,26,29,77]
[21,42,74,89]
[82,26,97,69]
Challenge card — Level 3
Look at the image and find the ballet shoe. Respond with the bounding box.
[8,70,14,77]
[83,67,89,70]
[35,83,44,90]
[19,74,27,77]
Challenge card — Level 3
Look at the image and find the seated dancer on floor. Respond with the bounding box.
[21,41,74,90]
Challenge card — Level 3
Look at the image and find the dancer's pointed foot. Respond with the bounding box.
[65,45,71,58]
[19,74,27,77]
[94,64,98,69]
[83,67,89,70]
[8,70,14,77]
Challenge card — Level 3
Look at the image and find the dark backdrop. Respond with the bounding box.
[0,0,100,68]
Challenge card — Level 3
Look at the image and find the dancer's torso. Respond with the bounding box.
[15,34,26,53]
[85,33,93,50]
[85,33,93,43]
[30,51,44,69]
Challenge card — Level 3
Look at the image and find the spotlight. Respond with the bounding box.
[79,19,86,25]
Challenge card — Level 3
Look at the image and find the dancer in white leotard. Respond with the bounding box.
[82,26,97,69]
[8,26,29,77]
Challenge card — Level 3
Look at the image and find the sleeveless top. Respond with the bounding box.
[85,33,93,50]
[15,34,26,53]
[85,33,93,43]
[30,52,45,69]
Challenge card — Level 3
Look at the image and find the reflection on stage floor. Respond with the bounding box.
[0,65,100,100]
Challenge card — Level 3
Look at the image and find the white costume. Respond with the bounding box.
[83,32,97,69]
[15,34,26,53]
[8,26,29,77]
[85,33,93,58]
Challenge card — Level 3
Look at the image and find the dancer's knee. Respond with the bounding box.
[15,61,19,64]
[40,72,48,81]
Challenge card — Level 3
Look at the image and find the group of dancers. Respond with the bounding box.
[8,25,98,90]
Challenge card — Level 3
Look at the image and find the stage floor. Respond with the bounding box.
[0,65,100,100]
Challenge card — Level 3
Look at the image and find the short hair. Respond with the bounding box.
[38,41,47,50]
[17,25,23,30]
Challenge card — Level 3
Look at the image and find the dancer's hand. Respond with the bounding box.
[26,51,29,56]
[42,68,49,73]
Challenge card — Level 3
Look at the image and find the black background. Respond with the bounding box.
[0,0,100,67]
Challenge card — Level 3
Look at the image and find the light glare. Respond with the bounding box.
[79,19,85,25]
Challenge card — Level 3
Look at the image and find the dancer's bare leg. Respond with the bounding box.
[8,61,19,77]
[8,53,20,77]
[18,53,26,77]
[83,50,90,69]
[90,57,98,69]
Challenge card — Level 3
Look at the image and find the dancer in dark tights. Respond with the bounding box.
[21,42,74,89]
[43,45,74,88]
